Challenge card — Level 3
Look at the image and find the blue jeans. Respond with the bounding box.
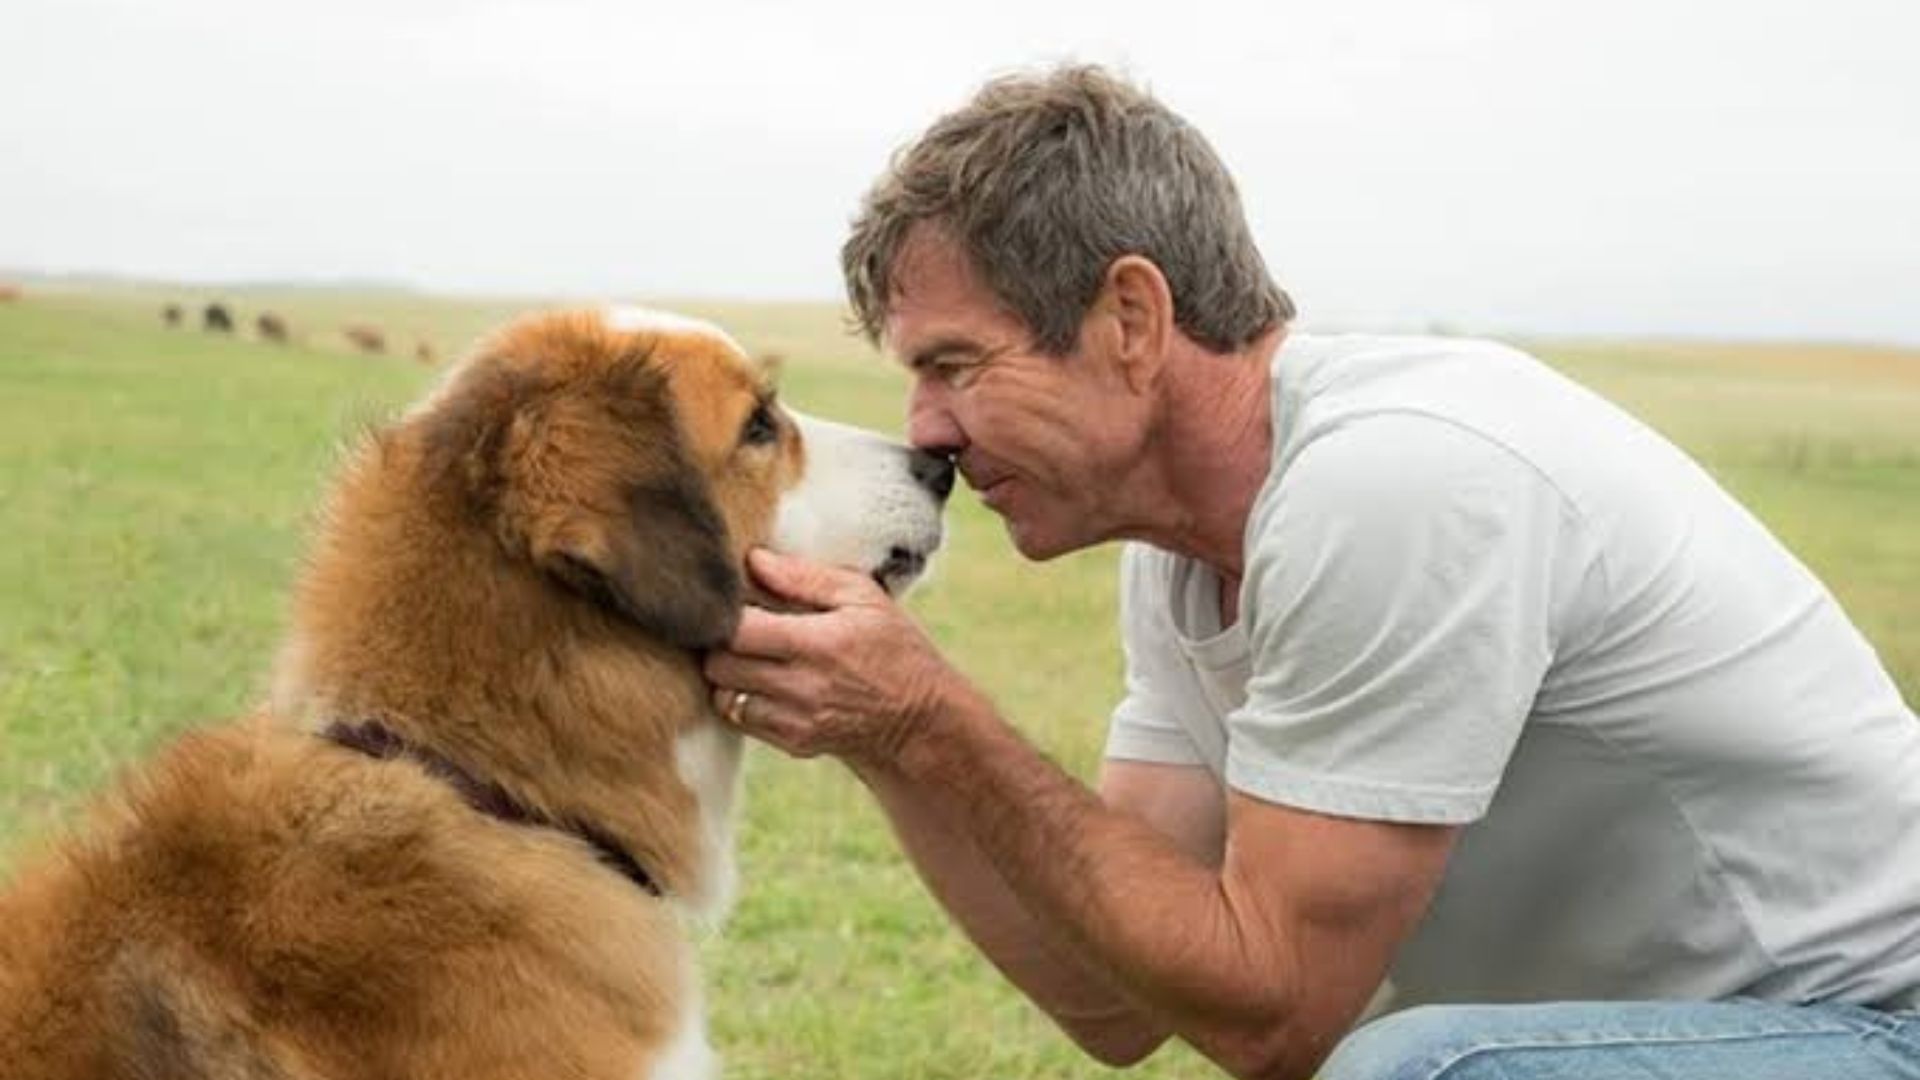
[1319,999,1920,1080]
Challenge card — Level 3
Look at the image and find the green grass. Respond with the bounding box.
[2,287,1916,1078]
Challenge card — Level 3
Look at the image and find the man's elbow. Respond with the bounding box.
[1060,1015,1171,1068]
[1195,1022,1332,1080]
[1066,1017,1319,1078]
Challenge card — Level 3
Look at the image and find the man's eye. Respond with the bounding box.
[934,358,977,387]
[743,405,779,446]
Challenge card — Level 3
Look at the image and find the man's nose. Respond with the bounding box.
[909,450,956,501]
[906,379,963,459]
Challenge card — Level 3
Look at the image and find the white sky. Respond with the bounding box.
[5,0,1916,343]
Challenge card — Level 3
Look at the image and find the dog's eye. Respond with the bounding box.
[742,403,779,446]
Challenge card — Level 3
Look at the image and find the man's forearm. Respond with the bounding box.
[853,748,1171,1065]
[876,682,1308,1079]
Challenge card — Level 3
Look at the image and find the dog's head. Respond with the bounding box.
[409,307,949,648]
[272,306,948,913]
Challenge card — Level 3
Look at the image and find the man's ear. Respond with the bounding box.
[1095,255,1173,393]
[535,471,743,649]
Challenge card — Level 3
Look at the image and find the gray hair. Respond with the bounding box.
[842,64,1294,355]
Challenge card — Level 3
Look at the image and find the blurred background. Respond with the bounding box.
[2,2,1916,1077]
[6,0,1916,341]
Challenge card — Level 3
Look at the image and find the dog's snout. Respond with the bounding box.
[909,450,956,501]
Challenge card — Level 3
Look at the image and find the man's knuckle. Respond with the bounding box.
[799,671,834,705]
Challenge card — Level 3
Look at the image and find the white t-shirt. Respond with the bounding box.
[1107,332,1920,1010]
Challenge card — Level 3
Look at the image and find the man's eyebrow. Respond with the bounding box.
[903,337,983,372]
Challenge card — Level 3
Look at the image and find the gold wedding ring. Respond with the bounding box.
[725,689,752,725]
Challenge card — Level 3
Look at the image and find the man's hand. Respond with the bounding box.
[703,548,964,764]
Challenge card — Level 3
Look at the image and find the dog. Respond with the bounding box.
[0,307,951,1078]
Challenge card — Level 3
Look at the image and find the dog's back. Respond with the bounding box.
[0,722,690,1079]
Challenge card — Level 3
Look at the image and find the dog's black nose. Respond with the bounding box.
[909,450,956,501]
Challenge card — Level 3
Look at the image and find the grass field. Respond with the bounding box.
[3,285,1917,1077]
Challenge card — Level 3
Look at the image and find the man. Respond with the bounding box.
[705,66,1920,1079]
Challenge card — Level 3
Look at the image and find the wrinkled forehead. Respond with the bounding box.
[879,228,1030,360]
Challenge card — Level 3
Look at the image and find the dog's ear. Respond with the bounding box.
[419,350,744,648]
[534,461,744,649]
[417,362,532,513]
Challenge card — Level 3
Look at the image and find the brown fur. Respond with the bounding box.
[256,313,290,344]
[0,310,804,1078]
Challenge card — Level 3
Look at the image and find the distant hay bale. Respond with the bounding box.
[256,312,290,344]
[203,303,234,333]
[414,340,438,365]
[343,324,387,354]
[0,283,21,303]
[162,304,183,327]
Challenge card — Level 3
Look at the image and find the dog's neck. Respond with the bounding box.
[320,718,663,895]
[270,438,740,920]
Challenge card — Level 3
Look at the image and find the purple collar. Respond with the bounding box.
[321,719,661,897]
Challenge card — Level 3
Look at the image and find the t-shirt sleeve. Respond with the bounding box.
[1227,413,1568,824]
[1105,545,1207,768]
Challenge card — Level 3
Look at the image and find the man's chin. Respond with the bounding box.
[1001,516,1082,562]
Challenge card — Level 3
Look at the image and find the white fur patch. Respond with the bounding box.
[401,307,744,423]
[604,306,743,352]
[772,411,945,587]
[644,992,719,1080]
[672,721,744,926]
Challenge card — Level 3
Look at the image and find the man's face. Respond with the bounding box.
[883,226,1152,560]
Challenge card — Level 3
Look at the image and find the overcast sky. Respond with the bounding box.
[5,0,1916,343]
